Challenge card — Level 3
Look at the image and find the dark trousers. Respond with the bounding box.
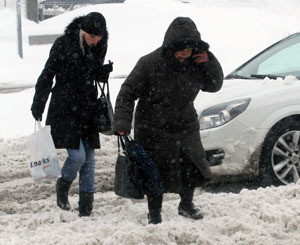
[147,155,202,212]
[147,194,163,211]
[147,186,194,212]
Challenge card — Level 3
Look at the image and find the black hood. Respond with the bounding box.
[161,17,209,58]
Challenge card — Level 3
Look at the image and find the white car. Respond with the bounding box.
[197,32,300,186]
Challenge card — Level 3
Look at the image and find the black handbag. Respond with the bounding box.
[114,136,144,199]
[94,80,114,135]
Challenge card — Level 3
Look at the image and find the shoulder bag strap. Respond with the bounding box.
[96,81,105,98]
[118,136,126,152]
[96,80,110,99]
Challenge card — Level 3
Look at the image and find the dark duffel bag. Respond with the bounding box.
[122,135,164,197]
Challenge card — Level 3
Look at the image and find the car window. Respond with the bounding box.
[258,43,300,76]
[234,34,300,78]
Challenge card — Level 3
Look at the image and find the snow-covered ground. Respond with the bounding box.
[1,0,300,244]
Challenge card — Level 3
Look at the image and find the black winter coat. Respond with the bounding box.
[31,16,108,149]
[114,17,224,193]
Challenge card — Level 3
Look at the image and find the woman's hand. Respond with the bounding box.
[118,131,130,136]
[192,51,209,63]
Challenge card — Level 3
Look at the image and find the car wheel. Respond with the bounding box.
[260,117,300,186]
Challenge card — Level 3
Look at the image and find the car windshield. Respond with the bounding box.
[227,33,300,79]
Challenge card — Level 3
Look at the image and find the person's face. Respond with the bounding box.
[84,33,102,47]
[174,48,193,62]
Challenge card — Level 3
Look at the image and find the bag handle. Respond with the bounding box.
[123,135,133,144]
[117,135,133,153]
[96,81,109,99]
[96,60,112,100]
[118,136,125,150]
[106,79,111,100]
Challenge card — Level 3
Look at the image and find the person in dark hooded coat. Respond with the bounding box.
[31,12,112,217]
[114,17,223,224]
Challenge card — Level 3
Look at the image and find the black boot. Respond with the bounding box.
[147,195,163,224]
[148,209,162,224]
[178,189,203,220]
[56,177,72,210]
[79,192,94,217]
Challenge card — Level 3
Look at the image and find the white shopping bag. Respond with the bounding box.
[27,121,61,181]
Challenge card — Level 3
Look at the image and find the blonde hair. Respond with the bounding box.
[79,29,86,55]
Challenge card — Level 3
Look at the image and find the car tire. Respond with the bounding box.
[259,117,300,186]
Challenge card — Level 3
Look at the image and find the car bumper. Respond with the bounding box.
[200,116,263,181]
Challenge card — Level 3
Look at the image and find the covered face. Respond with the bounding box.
[161,17,209,59]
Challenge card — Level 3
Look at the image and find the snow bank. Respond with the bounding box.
[1,135,300,244]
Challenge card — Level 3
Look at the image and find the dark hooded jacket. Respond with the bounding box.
[31,16,108,149]
[114,17,223,193]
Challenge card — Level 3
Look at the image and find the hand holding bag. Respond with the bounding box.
[27,121,61,181]
[114,136,144,199]
[95,80,114,135]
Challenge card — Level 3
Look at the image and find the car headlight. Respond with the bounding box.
[199,98,251,130]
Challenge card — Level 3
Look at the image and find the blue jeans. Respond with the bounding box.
[61,139,95,192]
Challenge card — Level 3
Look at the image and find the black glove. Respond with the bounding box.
[31,108,43,121]
[97,61,113,82]
[102,60,113,74]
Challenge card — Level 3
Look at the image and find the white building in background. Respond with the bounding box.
[0,0,35,9]
[0,0,17,9]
